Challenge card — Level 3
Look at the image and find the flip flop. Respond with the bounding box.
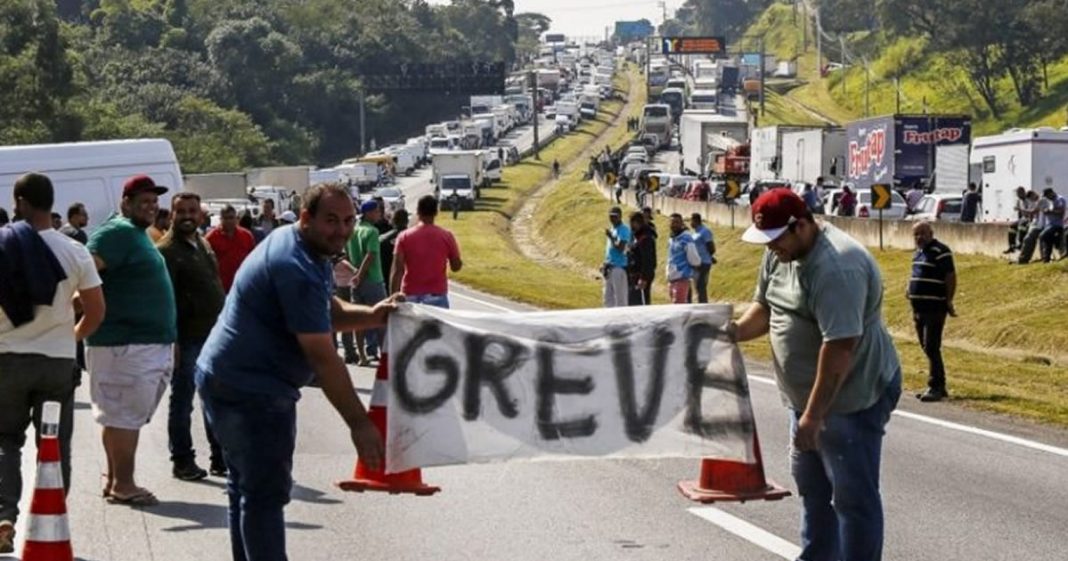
[106,490,159,507]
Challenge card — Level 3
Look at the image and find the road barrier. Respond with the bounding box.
[21,402,73,561]
[678,429,790,503]
[336,353,441,496]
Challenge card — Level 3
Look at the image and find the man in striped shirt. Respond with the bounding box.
[907,221,956,402]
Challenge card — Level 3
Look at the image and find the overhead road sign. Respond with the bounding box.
[661,36,726,55]
[545,33,566,43]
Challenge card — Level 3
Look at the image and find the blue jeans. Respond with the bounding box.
[790,370,901,561]
[353,281,388,356]
[199,373,296,561]
[168,340,222,464]
[408,293,450,309]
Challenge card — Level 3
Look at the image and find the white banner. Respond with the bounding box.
[385,303,756,473]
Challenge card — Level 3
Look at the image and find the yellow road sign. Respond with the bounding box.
[649,175,661,192]
[871,184,892,211]
[725,179,741,200]
[606,172,617,186]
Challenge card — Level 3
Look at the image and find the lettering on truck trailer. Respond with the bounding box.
[901,127,965,145]
[848,128,886,180]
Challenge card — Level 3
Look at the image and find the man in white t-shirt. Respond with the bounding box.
[0,173,105,553]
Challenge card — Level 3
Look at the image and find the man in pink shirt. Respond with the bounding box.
[390,195,462,308]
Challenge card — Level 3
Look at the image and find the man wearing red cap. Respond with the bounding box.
[86,174,177,506]
[729,189,902,561]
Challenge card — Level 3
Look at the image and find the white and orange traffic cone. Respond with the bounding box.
[336,353,441,496]
[21,401,73,561]
[678,428,790,503]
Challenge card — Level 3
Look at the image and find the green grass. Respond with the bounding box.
[532,175,1068,426]
[747,3,1068,133]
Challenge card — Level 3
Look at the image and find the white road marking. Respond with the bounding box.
[748,374,1068,459]
[447,290,516,313]
[688,507,801,560]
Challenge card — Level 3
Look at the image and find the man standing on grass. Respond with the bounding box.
[601,206,631,308]
[907,221,956,402]
[391,196,462,309]
[666,213,699,304]
[87,174,177,507]
[157,192,227,480]
[689,213,715,304]
[730,189,901,561]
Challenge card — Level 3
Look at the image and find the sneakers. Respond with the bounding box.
[172,460,208,481]
[917,388,949,402]
[209,461,228,478]
[0,520,14,554]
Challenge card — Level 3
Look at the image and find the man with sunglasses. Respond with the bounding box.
[728,189,902,561]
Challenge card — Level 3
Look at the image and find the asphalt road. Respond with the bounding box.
[9,283,1067,561]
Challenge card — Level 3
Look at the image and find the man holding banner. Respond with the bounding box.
[734,189,902,561]
[196,183,399,561]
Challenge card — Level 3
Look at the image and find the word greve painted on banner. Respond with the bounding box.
[385,304,756,473]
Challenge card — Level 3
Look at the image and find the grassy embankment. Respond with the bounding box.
[448,67,637,308]
[750,2,1068,133]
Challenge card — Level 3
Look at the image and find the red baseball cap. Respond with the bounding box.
[122,174,168,198]
[742,188,810,244]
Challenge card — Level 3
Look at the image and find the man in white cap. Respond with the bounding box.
[727,188,901,561]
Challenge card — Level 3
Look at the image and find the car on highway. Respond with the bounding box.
[907,194,964,222]
[856,190,908,219]
[369,187,406,217]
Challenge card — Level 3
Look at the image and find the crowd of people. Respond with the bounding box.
[0,172,463,560]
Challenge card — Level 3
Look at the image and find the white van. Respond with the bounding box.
[0,139,182,233]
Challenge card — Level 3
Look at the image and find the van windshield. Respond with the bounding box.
[442,177,471,191]
[644,106,668,118]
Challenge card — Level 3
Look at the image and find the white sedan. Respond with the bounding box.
[856,190,907,219]
[369,187,406,216]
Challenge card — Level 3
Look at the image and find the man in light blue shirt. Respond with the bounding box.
[602,206,631,307]
[689,213,715,303]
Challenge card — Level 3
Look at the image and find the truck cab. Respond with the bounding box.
[437,174,476,210]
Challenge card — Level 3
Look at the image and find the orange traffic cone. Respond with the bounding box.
[678,428,790,503]
[336,353,440,496]
[22,401,73,561]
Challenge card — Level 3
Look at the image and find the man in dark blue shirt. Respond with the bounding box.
[196,183,398,561]
[906,221,956,402]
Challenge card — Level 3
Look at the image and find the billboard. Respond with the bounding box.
[614,20,654,41]
[545,33,566,43]
[661,36,726,55]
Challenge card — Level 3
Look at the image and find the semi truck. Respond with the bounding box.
[432,150,486,210]
[679,110,749,175]
[749,125,817,181]
[641,103,674,148]
[845,114,972,191]
[779,128,847,186]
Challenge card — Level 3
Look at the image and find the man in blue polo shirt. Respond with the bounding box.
[196,183,399,561]
[602,206,631,307]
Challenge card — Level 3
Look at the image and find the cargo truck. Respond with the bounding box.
[749,125,816,181]
[779,128,847,185]
[641,104,674,148]
[679,111,749,175]
[845,114,971,191]
[432,150,486,210]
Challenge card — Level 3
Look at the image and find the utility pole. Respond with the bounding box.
[895,77,901,113]
[759,37,766,117]
[801,1,808,52]
[646,35,652,100]
[528,71,540,160]
[359,90,366,155]
[864,59,870,117]
[815,7,821,77]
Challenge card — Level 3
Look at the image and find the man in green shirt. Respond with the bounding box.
[86,175,177,507]
[345,200,388,366]
[157,192,227,481]
[730,189,901,561]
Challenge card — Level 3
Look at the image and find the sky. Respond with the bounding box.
[426,0,686,39]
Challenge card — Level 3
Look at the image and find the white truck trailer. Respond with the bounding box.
[970,128,1068,222]
[780,128,847,185]
[679,111,749,176]
[749,125,816,181]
